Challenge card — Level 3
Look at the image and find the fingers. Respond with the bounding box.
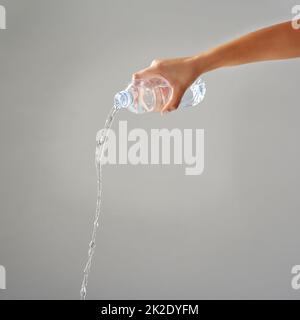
[161,87,183,115]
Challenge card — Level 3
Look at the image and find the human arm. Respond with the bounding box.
[132,21,300,113]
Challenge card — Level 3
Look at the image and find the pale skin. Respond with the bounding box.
[132,21,300,114]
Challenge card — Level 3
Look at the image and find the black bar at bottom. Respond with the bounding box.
[0,300,299,318]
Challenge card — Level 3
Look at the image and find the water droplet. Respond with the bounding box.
[84,264,90,274]
[80,286,87,299]
[89,241,96,249]
[99,136,106,145]
[94,220,99,227]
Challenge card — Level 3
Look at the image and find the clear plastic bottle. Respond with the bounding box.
[114,76,206,114]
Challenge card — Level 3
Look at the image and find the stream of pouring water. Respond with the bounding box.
[80,106,119,300]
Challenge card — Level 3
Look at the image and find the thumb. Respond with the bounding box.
[161,88,183,115]
[132,67,156,82]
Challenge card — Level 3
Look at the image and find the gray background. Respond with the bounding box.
[0,0,299,300]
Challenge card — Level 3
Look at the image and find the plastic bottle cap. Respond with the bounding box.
[114,91,133,109]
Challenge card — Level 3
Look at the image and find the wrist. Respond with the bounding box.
[191,49,224,75]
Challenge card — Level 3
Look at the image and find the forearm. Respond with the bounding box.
[194,21,300,74]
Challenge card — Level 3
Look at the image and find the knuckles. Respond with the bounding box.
[151,59,163,68]
[132,72,140,80]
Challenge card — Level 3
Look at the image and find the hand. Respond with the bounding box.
[132,56,202,114]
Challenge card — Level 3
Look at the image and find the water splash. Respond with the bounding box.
[80,106,119,300]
